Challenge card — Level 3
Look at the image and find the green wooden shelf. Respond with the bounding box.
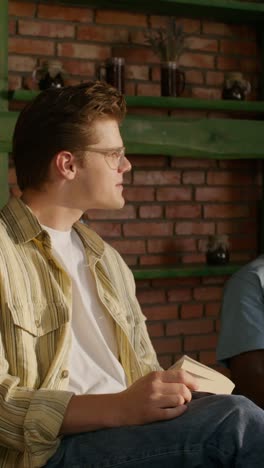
[2,111,264,159]
[132,263,240,279]
[8,91,264,114]
[126,96,264,113]
[55,0,264,23]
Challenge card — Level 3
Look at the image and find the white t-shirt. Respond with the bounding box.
[42,225,127,395]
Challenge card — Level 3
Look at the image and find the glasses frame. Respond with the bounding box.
[85,146,126,170]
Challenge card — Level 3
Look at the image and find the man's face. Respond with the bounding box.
[75,118,131,211]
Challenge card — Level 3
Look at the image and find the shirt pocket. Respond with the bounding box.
[6,300,70,337]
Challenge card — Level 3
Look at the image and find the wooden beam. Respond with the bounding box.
[2,111,264,159]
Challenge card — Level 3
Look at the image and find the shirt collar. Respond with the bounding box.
[0,196,105,259]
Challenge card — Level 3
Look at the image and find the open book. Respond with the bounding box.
[170,355,235,395]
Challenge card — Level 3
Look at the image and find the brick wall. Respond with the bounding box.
[8,0,262,370]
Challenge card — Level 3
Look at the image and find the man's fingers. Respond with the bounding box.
[162,369,199,391]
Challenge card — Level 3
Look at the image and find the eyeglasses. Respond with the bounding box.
[85,146,126,170]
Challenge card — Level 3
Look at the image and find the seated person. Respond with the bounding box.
[1,81,264,467]
[217,255,264,409]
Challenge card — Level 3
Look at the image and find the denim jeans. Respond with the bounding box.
[45,393,264,467]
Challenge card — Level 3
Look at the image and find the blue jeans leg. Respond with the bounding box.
[45,394,264,468]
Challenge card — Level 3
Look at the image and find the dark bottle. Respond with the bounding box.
[222,72,251,101]
[206,235,230,266]
[39,72,64,90]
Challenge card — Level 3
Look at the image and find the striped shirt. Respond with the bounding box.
[0,197,161,468]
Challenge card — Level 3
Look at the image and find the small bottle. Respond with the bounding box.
[206,235,230,266]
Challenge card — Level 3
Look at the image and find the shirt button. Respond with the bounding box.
[61,370,69,379]
[35,319,41,328]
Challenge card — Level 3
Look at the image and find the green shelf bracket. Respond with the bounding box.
[132,264,241,280]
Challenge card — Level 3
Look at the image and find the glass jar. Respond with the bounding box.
[206,235,230,266]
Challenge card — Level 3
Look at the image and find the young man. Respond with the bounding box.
[0,81,264,467]
[217,255,264,409]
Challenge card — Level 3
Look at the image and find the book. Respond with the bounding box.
[170,355,235,395]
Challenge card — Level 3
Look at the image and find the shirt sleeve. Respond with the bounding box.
[0,332,73,465]
[217,269,264,366]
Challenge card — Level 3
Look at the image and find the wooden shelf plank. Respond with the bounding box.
[132,264,240,279]
[126,96,264,113]
[2,111,264,159]
[122,114,264,159]
[54,0,264,23]
[8,91,264,114]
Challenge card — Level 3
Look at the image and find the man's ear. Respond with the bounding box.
[54,151,77,180]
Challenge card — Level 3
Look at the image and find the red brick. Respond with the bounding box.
[240,58,260,73]
[60,59,95,78]
[217,220,257,235]
[9,19,16,35]
[206,71,225,86]
[182,253,205,264]
[151,337,181,354]
[206,170,253,186]
[167,319,214,336]
[85,205,136,220]
[205,302,221,317]
[185,69,204,85]
[204,204,249,219]
[9,37,54,56]
[38,4,92,23]
[199,350,217,366]
[190,37,218,53]
[77,24,128,43]
[194,287,223,301]
[126,65,149,81]
[136,280,151,289]
[109,239,145,254]
[8,55,36,72]
[9,1,36,17]
[137,82,161,96]
[217,56,239,70]
[196,187,248,202]
[175,222,215,236]
[167,288,193,303]
[180,53,215,69]
[152,278,200,288]
[202,277,226,285]
[130,30,148,46]
[96,10,147,27]
[230,235,257,252]
[220,39,257,56]
[182,171,205,185]
[85,222,121,238]
[137,289,166,305]
[18,19,75,38]
[171,159,216,169]
[58,43,110,60]
[158,355,174,369]
[157,187,192,202]
[139,206,163,219]
[191,87,221,100]
[202,21,255,39]
[134,170,180,186]
[147,238,196,254]
[140,255,180,266]
[112,46,159,64]
[123,255,138,267]
[123,187,155,202]
[8,75,22,90]
[143,305,179,321]
[166,204,201,219]
[123,222,173,237]
[127,155,167,167]
[181,304,203,319]
[147,322,165,337]
[184,334,218,352]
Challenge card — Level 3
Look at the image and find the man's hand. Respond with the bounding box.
[117,369,199,425]
[60,369,199,434]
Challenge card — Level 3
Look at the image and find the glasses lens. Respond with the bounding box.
[105,148,125,170]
